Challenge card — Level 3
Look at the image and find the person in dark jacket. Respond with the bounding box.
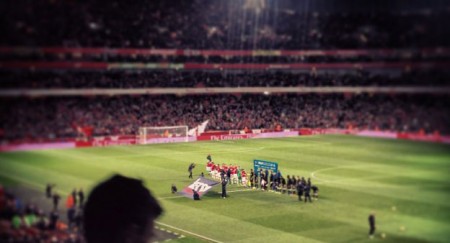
[171,184,178,194]
[369,212,376,239]
[188,163,195,179]
[304,184,312,203]
[193,190,200,200]
[221,179,227,198]
[311,185,319,200]
[296,181,304,201]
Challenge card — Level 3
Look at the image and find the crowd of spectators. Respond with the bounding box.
[1,70,449,89]
[0,186,83,242]
[1,0,449,49]
[1,94,448,142]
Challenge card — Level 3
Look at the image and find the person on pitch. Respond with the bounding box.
[193,189,200,200]
[171,184,178,194]
[188,163,195,179]
[221,178,227,199]
[368,212,376,239]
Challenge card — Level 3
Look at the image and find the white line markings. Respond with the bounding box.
[155,221,223,243]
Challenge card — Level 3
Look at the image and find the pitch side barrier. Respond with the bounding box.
[1,130,449,152]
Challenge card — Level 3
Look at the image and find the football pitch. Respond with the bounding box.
[0,135,449,243]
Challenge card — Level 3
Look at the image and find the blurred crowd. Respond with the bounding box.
[1,70,449,88]
[0,186,83,242]
[1,0,449,49]
[1,94,448,142]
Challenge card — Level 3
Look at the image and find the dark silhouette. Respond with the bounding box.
[78,188,85,207]
[67,207,76,229]
[46,184,55,198]
[52,193,60,210]
[369,212,376,238]
[171,184,178,194]
[83,174,163,243]
[188,163,195,179]
[193,190,200,200]
[221,179,227,199]
[72,189,77,206]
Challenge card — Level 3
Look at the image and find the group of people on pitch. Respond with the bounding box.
[205,157,319,202]
[249,169,319,203]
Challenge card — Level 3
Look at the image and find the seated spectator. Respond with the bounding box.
[83,174,163,243]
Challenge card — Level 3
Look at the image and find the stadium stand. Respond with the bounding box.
[1,1,449,49]
[1,94,448,142]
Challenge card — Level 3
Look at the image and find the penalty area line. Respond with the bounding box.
[155,221,223,243]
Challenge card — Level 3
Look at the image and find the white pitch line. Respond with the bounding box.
[310,165,401,188]
[155,221,223,243]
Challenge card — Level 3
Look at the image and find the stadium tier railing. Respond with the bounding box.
[1,61,449,70]
[1,47,449,58]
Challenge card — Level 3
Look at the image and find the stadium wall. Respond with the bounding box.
[0,130,448,152]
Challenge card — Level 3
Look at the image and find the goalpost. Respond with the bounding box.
[138,126,188,144]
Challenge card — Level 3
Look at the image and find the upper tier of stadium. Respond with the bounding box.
[1,0,449,49]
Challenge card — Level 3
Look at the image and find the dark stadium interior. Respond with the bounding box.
[0,0,449,242]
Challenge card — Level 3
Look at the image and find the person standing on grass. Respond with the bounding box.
[304,184,312,203]
[296,181,304,201]
[207,154,212,162]
[250,169,255,188]
[369,212,376,239]
[311,185,319,200]
[237,167,242,185]
[221,178,227,198]
[188,163,195,179]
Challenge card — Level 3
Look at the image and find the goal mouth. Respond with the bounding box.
[138,126,189,144]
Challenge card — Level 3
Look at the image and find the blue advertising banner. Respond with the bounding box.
[180,177,220,199]
[253,159,278,176]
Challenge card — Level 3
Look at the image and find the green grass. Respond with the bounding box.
[1,135,449,243]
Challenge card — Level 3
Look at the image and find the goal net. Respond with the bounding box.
[138,126,188,144]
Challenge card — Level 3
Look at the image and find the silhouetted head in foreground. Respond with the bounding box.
[84,174,163,243]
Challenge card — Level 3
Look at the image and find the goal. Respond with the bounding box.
[138,126,188,144]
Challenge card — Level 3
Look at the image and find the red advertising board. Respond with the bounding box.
[197,133,254,141]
